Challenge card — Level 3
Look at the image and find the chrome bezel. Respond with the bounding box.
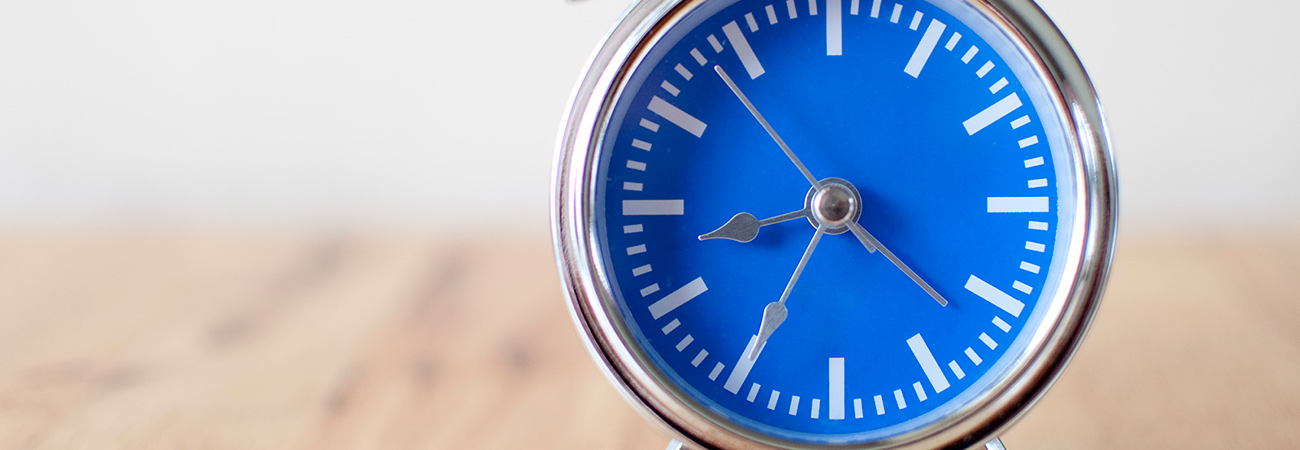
[551,0,1117,448]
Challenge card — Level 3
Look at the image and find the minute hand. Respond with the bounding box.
[715,65,821,189]
[847,222,949,307]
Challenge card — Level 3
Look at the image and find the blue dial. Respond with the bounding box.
[595,0,1075,444]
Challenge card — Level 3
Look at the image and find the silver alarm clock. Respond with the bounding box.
[552,0,1116,448]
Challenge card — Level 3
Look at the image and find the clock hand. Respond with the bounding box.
[698,208,809,242]
[714,65,821,189]
[749,225,825,360]
[846,221,949,307]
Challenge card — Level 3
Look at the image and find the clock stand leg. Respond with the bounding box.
[983,437,1008,450]
[665,437,1005,449]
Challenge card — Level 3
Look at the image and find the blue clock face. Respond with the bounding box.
[594,0,1075,444]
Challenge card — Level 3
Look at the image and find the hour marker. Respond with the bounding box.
[1028,178,1048,188]
[648,277,708,319]
[627,160,646,171]
[945,32,961,50]
[692,349,708,367]
[909,11,923,30]
[708,35,724,53]
[1020,136,1040,148]
[827,0,842,56]
[994,316,1012,332]
[829,357,846,420]
[623,182,643,192]
[894,389,907,409]
[904,19,947,78]
[811,399,821,418]
[639,120,661,134]
[874,395,885,415]
[724,335,765,393]
[1011,115,1032,129]
[709,362,725,380]
[854,398,864,418]
[1026,241,1046,252]
[808,0,818,15]
[789,396,801,415]
[640,283,659,297]
[648,96,708,137]
[990,77,1008,93]
[620,199,679,218]
[870,0,881,18]
[889,4,902,23]
[980,332,998,350]
[907,334,951,393]
[723,21,766,79]
[661,319,680,334]
[1028,221,1049,230]
[964,93,1022,135]
[675,64,693,80]
[767,5,778,24]
[768,391,781,410]
[1024,157,1044,168]
[976,61,994,78]
[850,0,859,15]
[747,383,761,402]
[1013,281,1033,294]
[631,139,652,151]
[1020,261,1040,274]
[623,224,643,234]
[987,196,1048,213]
[948,361,966,379]
[624,200,684,216]
[787,0,797,19]
[690,48,707,66]
[961,46,978,63]
[627,244,647,255]
[676,335,694,351]
[966,275,1025,317]
[913,382,928,401]
[661,80,680,96]
[966,347,983,365]
[633,264,652,276]
[745,13,759,32]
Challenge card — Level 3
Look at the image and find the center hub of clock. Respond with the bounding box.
[814,186,854,225]
[806,178,863,235]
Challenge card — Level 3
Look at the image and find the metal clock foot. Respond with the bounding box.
[668,436,1001,449]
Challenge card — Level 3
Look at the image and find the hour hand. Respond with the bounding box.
[699,209,808,242]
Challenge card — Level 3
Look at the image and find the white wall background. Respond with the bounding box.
[1,0,1296,233]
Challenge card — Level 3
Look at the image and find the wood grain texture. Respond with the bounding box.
[0,232,1296,449]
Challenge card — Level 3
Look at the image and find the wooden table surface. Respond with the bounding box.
[1,231,1297,449]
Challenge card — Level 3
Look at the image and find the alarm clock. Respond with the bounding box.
[551,0,1116,448]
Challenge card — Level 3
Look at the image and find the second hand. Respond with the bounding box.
[715,65,821,190]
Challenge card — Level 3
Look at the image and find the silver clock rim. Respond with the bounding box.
[550,0,1117,448]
